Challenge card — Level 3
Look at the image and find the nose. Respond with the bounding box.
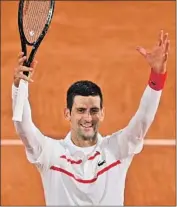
[83,111,92,122]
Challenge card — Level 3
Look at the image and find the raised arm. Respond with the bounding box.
[12,53,53,167]
[105,30,170,159]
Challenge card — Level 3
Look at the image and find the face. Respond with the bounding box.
[65,95,104,141]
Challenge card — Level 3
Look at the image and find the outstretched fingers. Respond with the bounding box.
[157,30,163,46]
[157,30,169,48]
[136,46,147,58]
[163,32,168,44]
[164,39,170,54]
[163,32,170,63]
[163,40,170,63]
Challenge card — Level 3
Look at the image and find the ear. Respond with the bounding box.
[64,108,71,121]
[100,107,105,122]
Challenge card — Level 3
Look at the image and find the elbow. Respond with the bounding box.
[130,117,154,144]
[139,109,156,128]
[138,116,155,140]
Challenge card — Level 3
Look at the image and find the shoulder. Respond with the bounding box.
[44,136,66,151]
[99,129,124,153]
[102,129,124,142]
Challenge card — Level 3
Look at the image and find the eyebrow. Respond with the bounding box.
[76,107,100,109]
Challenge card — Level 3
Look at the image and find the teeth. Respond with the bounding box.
[81,124,92,128]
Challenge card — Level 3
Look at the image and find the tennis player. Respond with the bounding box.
[12,30,169,206]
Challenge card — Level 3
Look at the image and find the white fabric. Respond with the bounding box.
[12,84,162,206]
[12,79,28,122]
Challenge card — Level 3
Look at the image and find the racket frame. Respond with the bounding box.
[13,0,55,122]
[18,0,55,71]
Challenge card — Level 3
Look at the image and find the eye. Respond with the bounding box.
[77,108,85,113]
[90,108,99,114]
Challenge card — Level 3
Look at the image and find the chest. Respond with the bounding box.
[48,148,129,188]
[44,147,130,205]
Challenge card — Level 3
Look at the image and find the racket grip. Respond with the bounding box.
[23,71,29,77]
[23,60,30,77]
[12,79,28,122]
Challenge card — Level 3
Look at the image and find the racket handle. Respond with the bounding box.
[23,59,30,77]
[23,71,29,77]
[12,79,28,122]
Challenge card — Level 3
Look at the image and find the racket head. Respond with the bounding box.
[18,0,55,67]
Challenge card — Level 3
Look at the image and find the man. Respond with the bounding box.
[12,30,169,206]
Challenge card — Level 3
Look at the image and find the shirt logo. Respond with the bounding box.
[98,160,106,166]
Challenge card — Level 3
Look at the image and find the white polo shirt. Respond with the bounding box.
[12,84,162,206]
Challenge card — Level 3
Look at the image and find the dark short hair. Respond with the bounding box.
[67,80,103,112]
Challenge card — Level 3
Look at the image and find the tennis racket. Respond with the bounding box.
[13,0,55,122]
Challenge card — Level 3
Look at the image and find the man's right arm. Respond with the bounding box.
[12,83,48,164]
[12,52,55,169]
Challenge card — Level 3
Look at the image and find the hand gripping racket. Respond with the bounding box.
[13,0,55,121]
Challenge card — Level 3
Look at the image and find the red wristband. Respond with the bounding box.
[148,69,167,91]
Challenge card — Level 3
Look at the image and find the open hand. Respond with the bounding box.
[136,30,170,74]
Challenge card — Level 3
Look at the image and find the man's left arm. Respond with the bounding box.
[105,30,170,159]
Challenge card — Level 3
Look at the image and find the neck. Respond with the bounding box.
[71,132,97,147]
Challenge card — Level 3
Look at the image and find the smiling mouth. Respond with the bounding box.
[80,124,93,129]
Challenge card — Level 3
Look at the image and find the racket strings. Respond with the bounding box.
[23,0,50,44]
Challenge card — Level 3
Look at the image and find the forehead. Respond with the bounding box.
[73,95,101,108]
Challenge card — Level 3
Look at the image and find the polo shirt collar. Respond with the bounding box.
[64,131,103,144]
[64,131,103,154]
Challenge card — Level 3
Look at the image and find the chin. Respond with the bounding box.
[82,132,97,140]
